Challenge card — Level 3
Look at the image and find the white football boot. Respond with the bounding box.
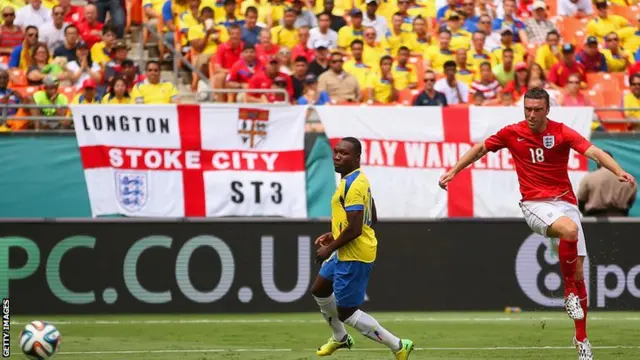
[565,293,585,320]
[573,337,594,360]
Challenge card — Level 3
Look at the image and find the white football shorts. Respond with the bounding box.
[519,200,587,256]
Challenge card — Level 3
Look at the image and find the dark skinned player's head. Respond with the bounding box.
[333,137,361,175]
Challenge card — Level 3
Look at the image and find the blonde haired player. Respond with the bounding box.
[439,88,635,360]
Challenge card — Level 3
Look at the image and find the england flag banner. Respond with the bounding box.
[315,106,593,218]
[71,104,308,218]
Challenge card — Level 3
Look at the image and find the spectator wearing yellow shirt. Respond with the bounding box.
[131,61,179,104]
[179,0,216,33]
[586,0,630,42]
[366,55,396,104]
[618,13,640,58]
[188,7,230,74]
[72,78,102,104]
[217,0,245,28]
[102,76,133,104]
[467,31,494,76]
[624,73,640,130]
[445,11,471,51]
[143,0,165,28]
[271,7,297,49]
[407,0,434,24]
[392,0,415,32]
[408,16,435,56]
[455,48,474,86]
[385,12,412,57]
[392,46,417,90]
[491,27,525,66]
[425,29,455,74]
[90,24,117,67]
[534,30,561,72]
[602,32,631,73]
[362,26,388,69]
[263,0,287,28]
[343,39,373,89]
[338,9,365,50]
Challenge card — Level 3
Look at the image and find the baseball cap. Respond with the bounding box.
[43,76,59,87]
[586,36,598,45]
[365,0,377,4]
[562,43,575,53]
[595,0,607,8]
[304,73,317,84]
[350,8,363,16]
[532,0,546,10]
[500,27,514,35]
[515,62,528,71]
[314,39,331,50]
[114,39,128,49]
[447,11,462,20]
[77,40,89,48]
[83,78,97,89]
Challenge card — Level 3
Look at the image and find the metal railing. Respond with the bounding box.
[197,88,291,104]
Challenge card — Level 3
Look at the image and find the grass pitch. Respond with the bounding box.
[10,312,640,359]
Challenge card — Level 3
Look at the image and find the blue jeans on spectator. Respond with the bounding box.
[94,0,125,37]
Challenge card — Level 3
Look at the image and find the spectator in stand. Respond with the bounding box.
[557,0,593,17]
[366,55,396,104]
[524,1,555,45]
[188,7,229,79]
[131,60,179,103]
[102,75,132,104]
[241,6,261,46]
[425,29,454,74]
[211,24,244,101]
[471,61,501,101]
[548,43,585,89]
[499,90,514,106]
[67,40,102,89]
[529,63,549,86]
[40,6,66,51]
[362,0,388,43]
[32,76,69,130]
[226,44,263,94]
[629,61,640,77]
[297,73,330,104]
[53,24,79,61]
[318,0,345,33]
[618,14,640,60]
[476,14,499,52]
[15,0,50,28]
[77,4,104,48]
[578,151,637,217]
[337,9,364,50]
[276,46,292,74]
[393,46,416,90]
[262,0,286,28]
[288,0,316,28]
[408,16,432,57]
[217,0,245,28]
[94,0,124,38]
[307,40,329,77]
[362,27,387,69]
[435,60,468,104]
[466,31,492,75]
[534,30,560,72]
[557,73,591,106]
[454,48,473,86]
[576,36,607,73]
[491,27,525,66]
[71,78,101,104]
[318,51,360,102]
[343,39,371,89]
[290,55,308,99]
[502,62,528,101]
[446,11,471,52]
[492,48,515,86]
[59,0,83,25]
[90,25,117,67]
[246,55,293,103]
[9,25,37,69]
[104,39,129,85]
[385,12,412,57]
[271,8,298,49]
[291,26,313,62]
[0,7,23,56]
[393,0,414,32]
[121,60,145,90]
[0,69,22,129]
[586,0,629,42]
[602,31,630,73]
[27,43,55,86]
[624,73,640,130]
[255,29,279,64]
[492,0,527,44]
[143,0,165,31]
[309,12,338,50]
[161,0,185,49]
[472,91,485,105]
[412,69,447,106]
[461,0,480,33]
[436,0,458,22]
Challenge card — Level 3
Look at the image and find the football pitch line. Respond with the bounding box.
[55,346,640,356]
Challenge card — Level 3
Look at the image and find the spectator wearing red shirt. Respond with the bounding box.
[291,26,314,63]
[212,24,244,102]
[0,7,23,56]
[246,55,293,103]
[59,0,84,25]
[629,61,640,77]
[255,29,279,66]
[76,4,104,48]
[549,43,586,88]
[227,44,263,89]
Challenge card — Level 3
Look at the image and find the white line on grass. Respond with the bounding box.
[11,317,640,326]
[55,346,640,356]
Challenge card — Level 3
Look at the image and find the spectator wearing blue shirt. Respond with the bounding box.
[492,0,528,44]
[9,25,39,69]
[161,0,177,48]
[297,74,331,105]
[436,0,458,22]
[242,6,262,46]
[460,0,480,33]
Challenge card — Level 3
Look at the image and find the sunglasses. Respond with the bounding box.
[568,81,580,84]
[632,83,640,86]
[53,11,64,15]
[331,59,343,63]
[424,78,435,82]
[3,12,14,16]
[607,38,619,42]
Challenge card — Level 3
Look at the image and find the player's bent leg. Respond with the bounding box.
[547,215,579,241]
[548,216,584,320]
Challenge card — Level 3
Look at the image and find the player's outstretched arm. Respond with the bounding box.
[583,146,637,185]
[439,142,489,190]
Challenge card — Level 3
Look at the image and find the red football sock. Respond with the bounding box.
[574,278,588,342]
[558,239,578,296]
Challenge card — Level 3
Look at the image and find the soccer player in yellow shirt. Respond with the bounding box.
[312,137,414,360]
[270,7,298,49]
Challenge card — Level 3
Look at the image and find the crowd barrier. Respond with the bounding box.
[2,219,639,314]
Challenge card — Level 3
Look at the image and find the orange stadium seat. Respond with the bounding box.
[8,69,27,87]
[546,0,558,17]
[556,17,589,46]
[409,55,424,88]
[397,89,419,105]
[587,72,626,92]
[12,85,39,98]
[59,86,77,101]
[610,5,640,26]
[593,89,629,132]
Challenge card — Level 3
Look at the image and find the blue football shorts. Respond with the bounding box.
[318,252,373,307]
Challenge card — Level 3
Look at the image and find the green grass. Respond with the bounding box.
[10,312,640,359]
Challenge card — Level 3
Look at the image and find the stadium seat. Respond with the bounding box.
[546,0,558,17]
[9,69,27,87]
[610,5,640,26]
[408,55,424,89]
[587,73,624,93]
[397,89,419,105]
[556,17,589,46]
[59,87,77,101]
[594,89,628,132]
[12,85,39,98]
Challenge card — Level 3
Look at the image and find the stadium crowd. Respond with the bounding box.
[0,0,639,131]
